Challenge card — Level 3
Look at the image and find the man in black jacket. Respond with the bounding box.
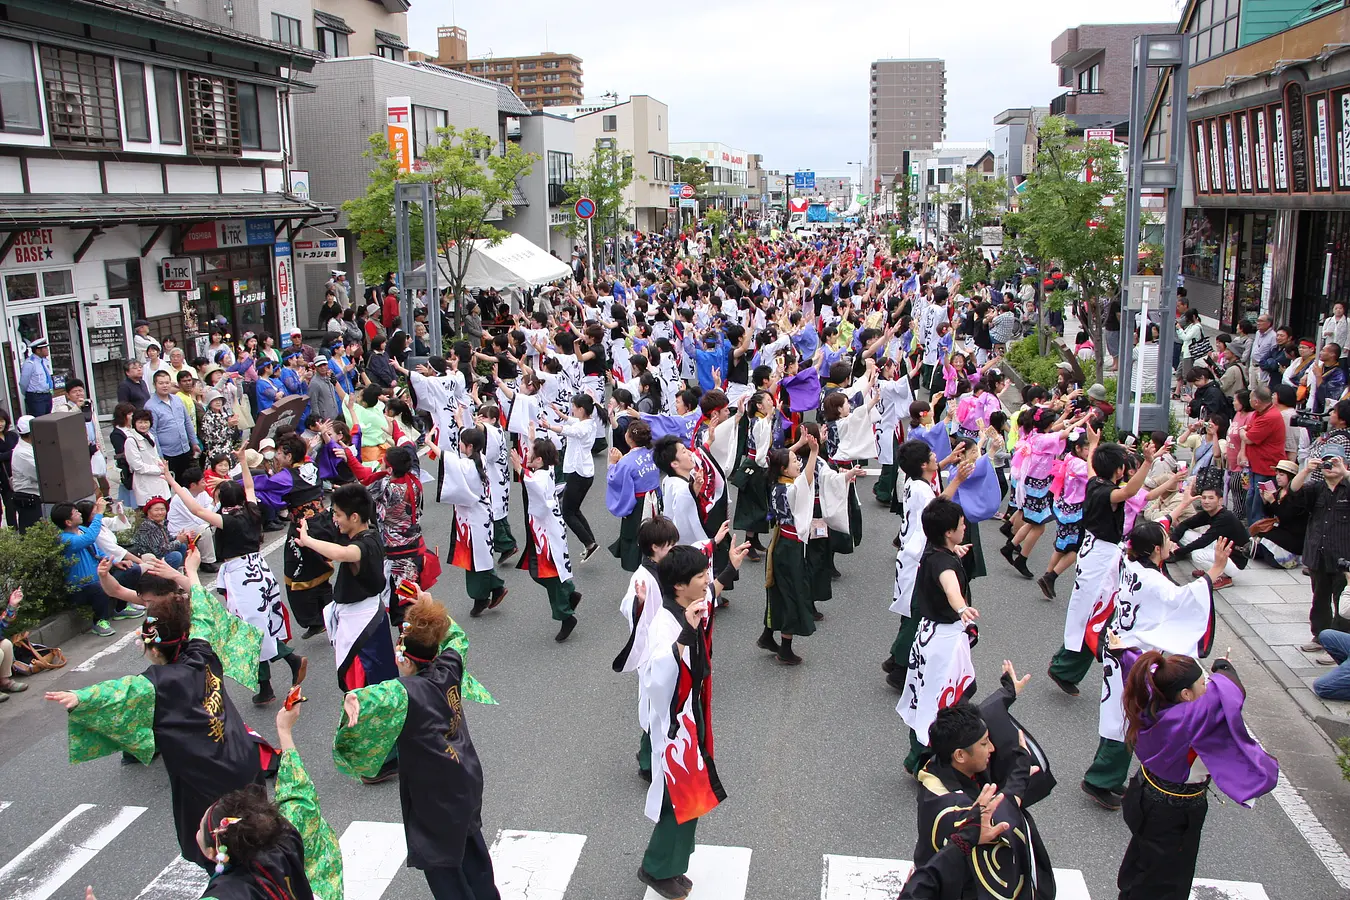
[1171,484,1250,589]
[116,359,151,409]
[1186,366,1234,420]
[1291,448,1350,653]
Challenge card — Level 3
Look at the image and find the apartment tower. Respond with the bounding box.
[869,58,947,187]
[430,26,584,110]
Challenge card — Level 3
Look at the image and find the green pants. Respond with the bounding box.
[638,731,651,774]
[466,568,505,602]
[874,436,902,504]
[642,789,698,880]
[1084,736,1132,792]
[493,517,517,555]
[258,640,293,686]
[904,727,927,775]
[890,615,919,666]
[1049,643,1096,686]
[535,576,577,621]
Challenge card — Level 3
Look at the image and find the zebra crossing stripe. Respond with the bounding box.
[643,844,752,900]
[1053,868,1091,900]
[339,820,407,900]
[133,857,207,900]
[0,801,11,816]
[489,829,587,900]
[0,803,146,900]
[1189,880,1271,900]
[821,854,912,899]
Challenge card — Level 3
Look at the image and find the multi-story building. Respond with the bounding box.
[814,176,853,203]
[569,96,673,233]
[1050,22,1172,131]
[670,142,753,211]
[291,56,534,322]
[426,26,583,111]
[171,0,410,60]
[0,0,332,417]
[746,154,764,212]
[508,112,577,258]
[992,107,1048,201]
[868,58,946,194]
[922,142,996,237]
[1135,0,1350,336]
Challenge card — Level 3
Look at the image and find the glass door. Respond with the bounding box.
[6,306,47,414]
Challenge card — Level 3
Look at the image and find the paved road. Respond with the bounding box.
[0,473,1346,900]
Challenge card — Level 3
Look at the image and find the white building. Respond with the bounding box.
[669,141,752,210]
[564,95,673,234]
[508,112,577,259]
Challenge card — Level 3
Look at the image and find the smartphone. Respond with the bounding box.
[1177,462,1189,475]
[1262,481,1276,491]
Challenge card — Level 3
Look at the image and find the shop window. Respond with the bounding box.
[40,45,121,148]
[42,269,73,296]
[153,66,181,145]
[3,268,74,302]
[185,73,241,156]
[237,83,280,151]
[3,272,38,302]
[0,38,42,134]
[119,60,150,143]
[1182,208,1223,282]
[413,105,447,157]
[105,259,145,320]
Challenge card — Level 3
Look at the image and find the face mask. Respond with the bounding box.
[263,451,276,461]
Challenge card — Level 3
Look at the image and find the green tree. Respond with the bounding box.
[1009,116,1125,373]
[673,156,709,190]
[892,174,913,232]
[563,144,637,272]
[343,126,537,333]
[949,167,1008,290]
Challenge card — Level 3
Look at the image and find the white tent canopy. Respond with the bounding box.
[433,233,572,291]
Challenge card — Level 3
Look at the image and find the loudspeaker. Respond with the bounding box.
[31,410,97,503]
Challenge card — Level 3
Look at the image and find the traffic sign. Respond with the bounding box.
[669,182,684,198]
[679,184,696,200]
[794,171,815,190]
[574,197,596,220]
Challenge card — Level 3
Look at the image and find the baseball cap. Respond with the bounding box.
[314,356,330,368]
[1055,361,1073,371]
[258,437,276,451]
[290,328,303,337]
[15,415,33,435]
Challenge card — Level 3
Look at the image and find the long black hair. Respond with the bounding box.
[459,426,488,486]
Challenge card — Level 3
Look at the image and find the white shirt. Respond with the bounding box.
[167,490,213,536]
[1321,315,1350,355]
[11,440,37,494]
[96,517,128,563]
[561,418,595,477]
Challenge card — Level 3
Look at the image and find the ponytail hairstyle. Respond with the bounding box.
[979,368,1007,395]
[530,437,559,470]
[139,591,192,662]
[1126,520,1167,565]
[215,479,262,523]
[768,447,793,482]
[1065,427,1090,457]
[458,426,488,486]
[639,372,663,410]
[908,400,931,430]
[396,594,451,666]
[1122,650,1206,747]
[749,390,770,417]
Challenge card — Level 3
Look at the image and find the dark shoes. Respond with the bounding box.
[886,669,907,691]
[361,759,399,785]
[470,598,489,618]
[556,615,578,642]
[638,866,690,899]
[1047,667,1080,697]
[1081,779,1122,811]
[498,547,519,565]
[756,631,781,653]
[581,543,599,563]
[300,625,325,640]
[776,647,803,666]
[568,591,583,613]
[198,562,220,574]
[999,520,1015,540]
[252,683,276,706]
[1037,571,1058,600]
[489,587,509,609]
[881,657,897,674]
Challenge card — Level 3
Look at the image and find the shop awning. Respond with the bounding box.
[0,193,335,229]
[429,233,572,291]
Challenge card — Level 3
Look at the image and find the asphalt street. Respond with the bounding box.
[0,470,1347,900]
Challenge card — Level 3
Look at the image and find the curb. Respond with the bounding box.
[27,609,90,649]
[1213,591,1350,747]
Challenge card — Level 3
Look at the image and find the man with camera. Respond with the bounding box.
[1290,448,1350,654]
[1304,399,1350,487]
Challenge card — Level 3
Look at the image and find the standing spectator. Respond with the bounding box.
[1186,366,1234,420]
[1238,385,1287,525]
[1320,301,1350,365]
[307,356,339,420]
[1311,342,1347,414]
[287,328,317,364]
[0,409,16,529]
[1171,291,1190,373]
[1175,308,1205,390]
[382,284,402,330]
[124,408,170,505]
[1259,326,1297,388]
[19,337,53,416]
[326,270,350,309]
[989,300,1018,352]
[145,371,199,481]
[317,291,342,331]
[365,336,397,390]
[1291,449,1350,654]
[462,301,484,347]
[10,416,40,532]
[199,389,236,462]
[1231,319,1256,368]
[132,319,157,361]
[1274,383,1309,463]
[1104,297,1121,370]
[1249,314,1278,387]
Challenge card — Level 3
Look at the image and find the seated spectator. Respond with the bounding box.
[1249,459,1308,569]
[202,451,233,498]
[54,498,144,637]
[74,498,142,592]
[1142,431,1180,522]
[165,466,218,573]
[1313,629,1350,698]
[1170,484,1250,589]
[129,496,188,571]
[0,588,26,700]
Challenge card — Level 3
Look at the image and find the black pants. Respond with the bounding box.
[286,581,332,631]
[423,827,501,900]
[164,450,196,482]
[560,473,595,548]
[1117,773,1208,900]
[14,493,41,533]
[1311,568,1350,639]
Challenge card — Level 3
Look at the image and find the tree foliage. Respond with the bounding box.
[1006,115,1125,377]
[673,156,709,190]
[343,126,537,331]
[949,167,1008,291]
[563,144,637,262]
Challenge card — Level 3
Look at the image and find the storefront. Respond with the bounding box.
[179,219,286,348]
[1181,207,1278,331]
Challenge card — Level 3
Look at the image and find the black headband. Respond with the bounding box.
[931,712,989,760]
[1156,657,1205,702]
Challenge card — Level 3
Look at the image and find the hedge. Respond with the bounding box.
[0,521,74,633]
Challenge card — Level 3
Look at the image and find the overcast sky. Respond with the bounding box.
[409,0,1184,178]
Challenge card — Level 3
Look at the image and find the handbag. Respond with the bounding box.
[728,459,758,489]
[1188,336,1213,359]
[1248,517,1277,536]
[11,632,66,676]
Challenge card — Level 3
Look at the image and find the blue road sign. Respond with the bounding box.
[794,171,815,190]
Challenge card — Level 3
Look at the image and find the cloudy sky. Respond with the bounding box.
[408,0,1184,177]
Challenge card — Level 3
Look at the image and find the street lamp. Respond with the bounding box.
[847,161,864,207]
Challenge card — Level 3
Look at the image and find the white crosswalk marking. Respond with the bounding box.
[1054,868,1092,900]
[821,854,913,899]
[133,857,207,900]
[339,820,407,900]
[0,803,146,900]
[1190,879,1272,900]
[490,829,587,900]
[642,844,752,900]
[0,800,11,816]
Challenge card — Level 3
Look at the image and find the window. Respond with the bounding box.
[1188,0,1239,65]
[40,45,120,147]
[412,105,446,157]
[42,269,73,296]
[272,14,302,48]
[543,60,559,69]
[547,149,573,184]
[602,114,616,132]
[153,66,180,144]
[520,62,536,70]
[376,45,405,62]
[237,83,279,151]
[119,60,149,142]
[185,73,240,156]
[1077,64,1099,93]
[316,28,349,58]
[657,114,661,131]
[0,38,42,134]
[105,259,146,320]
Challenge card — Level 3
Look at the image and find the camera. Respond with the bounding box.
[1292,410,1329,437]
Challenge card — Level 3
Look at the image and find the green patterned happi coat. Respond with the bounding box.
[275,748,343,900]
